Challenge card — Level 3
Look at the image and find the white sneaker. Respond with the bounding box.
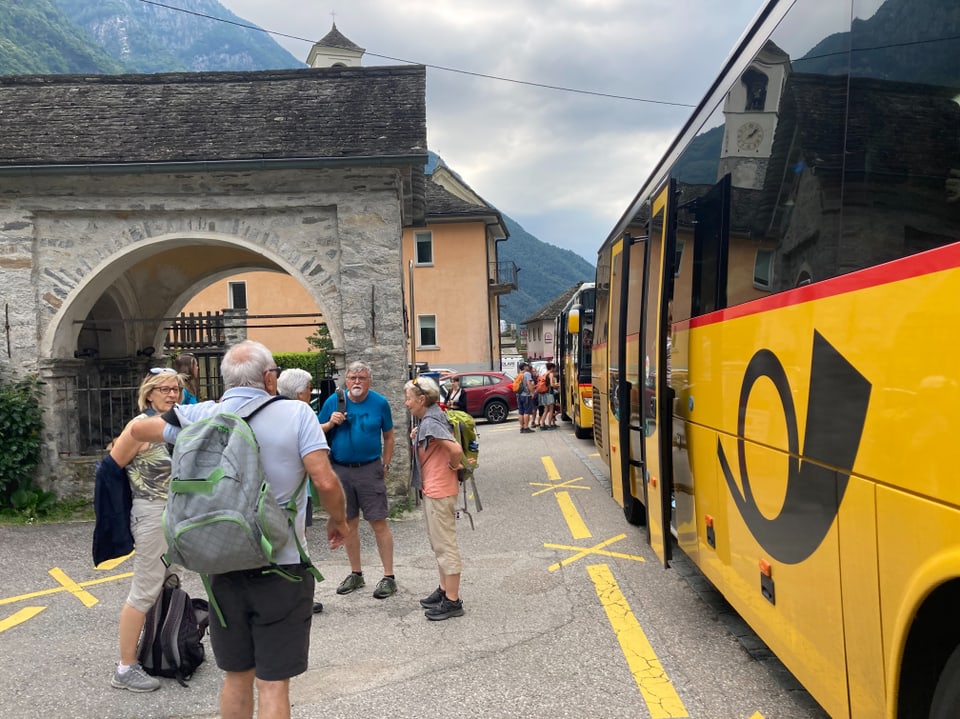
[111,663,160,692]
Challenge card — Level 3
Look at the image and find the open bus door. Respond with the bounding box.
[639,180,677,567]
[612,232,647,525]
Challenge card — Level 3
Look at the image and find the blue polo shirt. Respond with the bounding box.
[318,389,393,464]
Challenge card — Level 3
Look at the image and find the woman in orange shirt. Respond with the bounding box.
[404,375,465,620]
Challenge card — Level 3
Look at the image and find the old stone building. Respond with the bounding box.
[0,65,427,494]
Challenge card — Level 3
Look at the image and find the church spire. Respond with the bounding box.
[306,21,365,68]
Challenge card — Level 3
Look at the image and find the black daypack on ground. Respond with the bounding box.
[137,574,209,686]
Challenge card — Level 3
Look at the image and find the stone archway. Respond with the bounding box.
[5,167,412,493]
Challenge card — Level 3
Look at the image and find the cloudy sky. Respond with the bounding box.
[218,0,769,264]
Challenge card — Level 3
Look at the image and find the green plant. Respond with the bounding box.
[0,377,46,517]
[273,323,337,385]
[388,489,416,520]
[307,323,336,373]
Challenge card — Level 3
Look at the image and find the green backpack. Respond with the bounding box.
[445,409,479,480]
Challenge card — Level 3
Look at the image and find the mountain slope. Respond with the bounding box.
[53,0,303,72]
[0,0,126,74]
[497,216,595,324]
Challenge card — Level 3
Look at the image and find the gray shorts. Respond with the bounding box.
[333,461,388,521]
[126,498,177,613]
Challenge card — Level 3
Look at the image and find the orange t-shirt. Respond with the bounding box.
[417,439,459,499]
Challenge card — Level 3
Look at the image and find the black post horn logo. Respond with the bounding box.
[718,331,872,564]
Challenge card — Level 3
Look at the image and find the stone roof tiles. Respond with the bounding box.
[0,65,425,167]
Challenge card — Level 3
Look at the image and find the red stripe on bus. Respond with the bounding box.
[689,241,960,329]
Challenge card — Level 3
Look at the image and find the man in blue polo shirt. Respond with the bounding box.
[318,360,397,599]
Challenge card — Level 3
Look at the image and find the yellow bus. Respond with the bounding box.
[592,0,960,716]
[555,282,594,439]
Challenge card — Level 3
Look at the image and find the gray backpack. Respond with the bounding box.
[162,396,320,625]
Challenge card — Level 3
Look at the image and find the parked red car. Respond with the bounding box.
[440,371,517,423]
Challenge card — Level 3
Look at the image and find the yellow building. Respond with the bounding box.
[178,169,515,369]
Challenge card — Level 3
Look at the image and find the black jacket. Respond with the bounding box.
[92,453,133,566]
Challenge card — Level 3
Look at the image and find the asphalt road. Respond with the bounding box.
[0,418,829,719]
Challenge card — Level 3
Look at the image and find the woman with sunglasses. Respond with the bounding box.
[106,367,183,692]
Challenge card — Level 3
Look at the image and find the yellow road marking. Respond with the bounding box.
[0,571,132,606]
[541,456,561,481]
[556,491,591,539]
[546,533,646,571]
[0,606,46,633]
[530,477,590,496]
[95,552,134,571]
[749,713,765,719]
[48,567,100,607]
[588,564,688,719]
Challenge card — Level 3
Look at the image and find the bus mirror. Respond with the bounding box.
[568,308,580,334]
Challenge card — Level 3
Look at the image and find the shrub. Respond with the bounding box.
[0,377,56,519]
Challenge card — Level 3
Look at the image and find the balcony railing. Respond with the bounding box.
[489,261,518,295]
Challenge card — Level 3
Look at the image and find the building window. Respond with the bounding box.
[415,231,434,265]
[228,281,248,309]
[674,241,684,277]
[418,315,437,347]
[753,249,774,290]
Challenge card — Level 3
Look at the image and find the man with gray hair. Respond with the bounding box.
[128,340,349,719]
[318,360,397,600]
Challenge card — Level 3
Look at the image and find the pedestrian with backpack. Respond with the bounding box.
[107,368,184,693]
[317,360,398,600]
[516,362,537,433]
[404,375,466,620]
[127,340,349,719]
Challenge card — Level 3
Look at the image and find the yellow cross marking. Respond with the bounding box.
[588,564,688,718]
[530,476,590,496]
[48,567,100,608]
[545,533,646,571]
[541,456,561,481]
[0,571,132,606]
[0,606,46,634]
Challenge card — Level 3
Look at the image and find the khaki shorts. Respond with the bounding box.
[423,494,462,576]
[126,498,175,613]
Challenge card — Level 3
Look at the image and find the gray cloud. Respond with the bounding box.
[222,0,765,262]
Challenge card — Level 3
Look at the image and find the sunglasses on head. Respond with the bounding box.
[149,367,176,374]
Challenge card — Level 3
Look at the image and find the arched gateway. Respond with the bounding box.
[0,66,427,494]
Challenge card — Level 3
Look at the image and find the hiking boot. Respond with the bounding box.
[336,573,365,595]
[419,586,445,609]
[373,577,397,599]
[424,597,464,621]
[312,601,324,614]
[111,663,160,692]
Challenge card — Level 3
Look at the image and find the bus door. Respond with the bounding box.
[612,233,647,525]
[639,181,678,567]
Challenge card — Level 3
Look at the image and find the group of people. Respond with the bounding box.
[106,341,467,719]
[516,361,559,433]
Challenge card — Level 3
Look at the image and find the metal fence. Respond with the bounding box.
[52,361,224,456]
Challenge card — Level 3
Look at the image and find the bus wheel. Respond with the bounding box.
[930,644,960,719]
[623,495,646,526]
